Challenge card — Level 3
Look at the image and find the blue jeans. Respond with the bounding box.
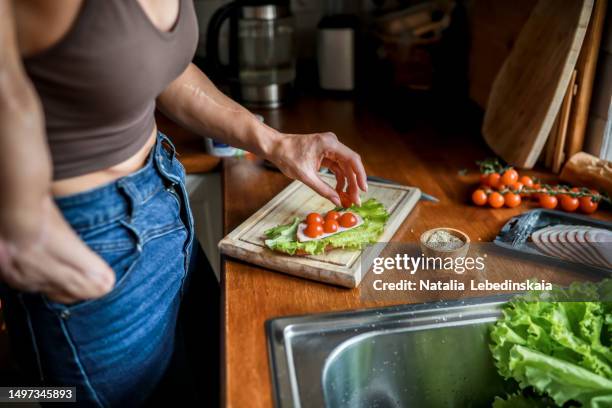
[0,133,218,407]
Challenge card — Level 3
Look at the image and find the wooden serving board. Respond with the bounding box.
[482,0,593,168]
[218,174,421,288]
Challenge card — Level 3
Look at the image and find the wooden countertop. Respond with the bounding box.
[209,98,609,408]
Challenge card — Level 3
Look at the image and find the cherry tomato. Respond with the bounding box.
[325,211,340,222]
[323,220,339,233]
[501,168,519,186]
[539,194,558,209]
[479,173,490,186]
[560,195,579,212]
[304,223,324,238]
[509,182,523,193]
[504,192,521,208]
[531,183,542,200]
[487,173,501,189]
[488,192,504,208]
[339,192,353,208]
[579,196,598,214]
[339,212,358,228]
[519,176,534,188]
[306,213,323,225]
[472,189,488,206]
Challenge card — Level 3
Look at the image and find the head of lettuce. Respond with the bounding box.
[491,281,612,407]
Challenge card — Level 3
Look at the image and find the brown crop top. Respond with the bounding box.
[23,0,198,180]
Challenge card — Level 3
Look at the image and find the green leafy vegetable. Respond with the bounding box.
[264,198,389,255]
[490,282,612,407]
[493,391,556,407]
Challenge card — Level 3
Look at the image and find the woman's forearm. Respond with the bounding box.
[0,0,51,234]
[156,63,280,158]
[0,81,50,208]
[157,63,367,206]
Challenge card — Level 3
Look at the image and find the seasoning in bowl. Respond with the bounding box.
[419,227,470,260]
[425,229,465,250]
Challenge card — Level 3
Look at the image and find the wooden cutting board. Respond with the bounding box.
[218,174,421,288]
[482,0,593,169]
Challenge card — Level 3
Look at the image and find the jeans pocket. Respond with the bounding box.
[43,219,142,313]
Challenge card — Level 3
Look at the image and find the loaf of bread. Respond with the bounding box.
[559,152,612,195]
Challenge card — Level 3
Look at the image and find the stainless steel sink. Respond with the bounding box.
[266,295,516,408]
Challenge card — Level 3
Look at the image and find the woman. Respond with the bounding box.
[0,0,367,406]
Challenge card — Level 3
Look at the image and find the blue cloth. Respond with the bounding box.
[0,133,211,407]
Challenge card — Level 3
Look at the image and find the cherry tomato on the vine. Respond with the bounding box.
[504,192,521,208]
[488,192,504,208]
[539,194,558,209]
[472,189,488,206]
[519,176,534,188]
[501,168,519,186]
[579,196,598,214]
[487,173,501,189]
[559,195,579,212]
[509,182,523,193]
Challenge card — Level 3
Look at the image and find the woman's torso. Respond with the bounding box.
[13,0,198,195]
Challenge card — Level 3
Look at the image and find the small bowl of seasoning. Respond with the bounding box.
[419,227,470,259]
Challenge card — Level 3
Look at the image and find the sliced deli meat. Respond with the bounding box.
[557,226,594,265]
[531,225,612,269]
[575,228,610,268]
[531,226,562,258]
[585,228,612,269]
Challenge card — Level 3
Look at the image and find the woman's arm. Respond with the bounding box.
[157,63,367,206]
[0,0,113,303]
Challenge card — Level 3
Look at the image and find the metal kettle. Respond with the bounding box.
[206,0,296,108]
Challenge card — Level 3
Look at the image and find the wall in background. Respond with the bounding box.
[466,0,537,108]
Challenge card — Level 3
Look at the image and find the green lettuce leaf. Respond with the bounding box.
[490,282,612,407]
[492,392,555,408]
[264,198,389,255]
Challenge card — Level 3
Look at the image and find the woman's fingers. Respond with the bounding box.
[303,172,341,207]
[324,139,367,193]
[47,234,115,296]
[46,290,78,304]
[46,203,115,294]
[15,246,108,301]
[325,161,346,194]
[341,161,361,206]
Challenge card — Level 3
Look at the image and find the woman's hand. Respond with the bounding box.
[0,197,115,304]
[266,131,368,207]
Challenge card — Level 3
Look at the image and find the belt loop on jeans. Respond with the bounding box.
[158,132,176,161]
[116,179,141,219]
